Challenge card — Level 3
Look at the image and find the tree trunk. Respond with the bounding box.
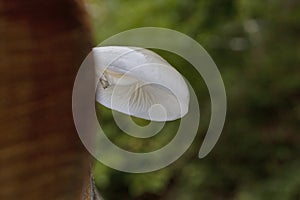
[0,0,93,199]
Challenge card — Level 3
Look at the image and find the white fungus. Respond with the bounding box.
[93,46,189,121]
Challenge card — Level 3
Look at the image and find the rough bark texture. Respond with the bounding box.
[0,0,93,199]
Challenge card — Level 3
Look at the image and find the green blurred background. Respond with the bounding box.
[87,0,300,199]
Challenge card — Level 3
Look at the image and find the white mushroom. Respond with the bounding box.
[93,46,189,121]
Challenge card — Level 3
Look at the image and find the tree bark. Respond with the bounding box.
[0,0,93,199]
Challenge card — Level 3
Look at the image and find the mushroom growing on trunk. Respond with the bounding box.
[93,46,190,122]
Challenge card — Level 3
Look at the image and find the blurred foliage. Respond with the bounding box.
[87,0,300,199]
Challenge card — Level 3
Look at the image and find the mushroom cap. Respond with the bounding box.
[93,46,189,121]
